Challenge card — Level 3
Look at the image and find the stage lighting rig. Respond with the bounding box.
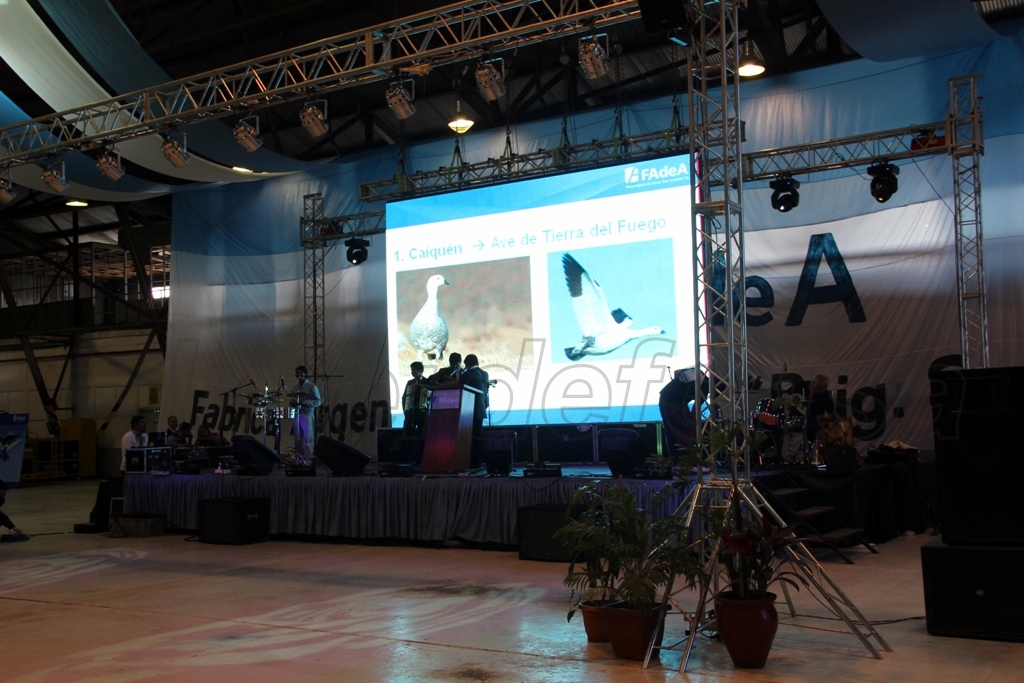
[867,161,900,203]
[345,237,370,265]
[738,42,765,77]
[233,117,263,152]
[475,62,505,101]
[300,100,329,137]
[161,135,190,168]
[578,39,607,80]
[41,163,69,193]
[769,174,800,212]
[385,82,416,120]
[96,150,125,181]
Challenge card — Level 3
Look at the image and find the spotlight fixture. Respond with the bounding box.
[867,161,900,203]
[738,42,765,78]
[66,199,88,208]
[475,62,505,101]
[578,39,607,80]
[345,237,369,265]
[96,150,125,181]
[42,163,69,193]
[299,100,328,137]
[161,135,190,167]
[448,99,474,134]
[233,117,263,152]
[769,174,800,213]
[0,172,17,204]
[385,82,416,120]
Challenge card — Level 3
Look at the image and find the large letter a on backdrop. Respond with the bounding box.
[785,233,866,326]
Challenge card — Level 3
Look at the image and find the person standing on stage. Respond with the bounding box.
[805,373,836,447]
[290,365,322,460]
[460,354,490,468]
[402,361,430,437]
[659,368,698,459]
[120,415,148,474]
[428,352,462,387]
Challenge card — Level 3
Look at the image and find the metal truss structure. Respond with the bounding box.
[359,125,689,201]
[686,1,747,458]
[0,0,640,168]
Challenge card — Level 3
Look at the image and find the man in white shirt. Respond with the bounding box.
[121,415,148,474]
[290,366,322,461]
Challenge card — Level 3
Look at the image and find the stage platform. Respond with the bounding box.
[123,467,684,546]
[123,461,933,547]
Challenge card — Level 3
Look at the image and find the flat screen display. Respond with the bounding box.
[386,154,696,426]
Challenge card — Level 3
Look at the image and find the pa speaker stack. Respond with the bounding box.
[924,366,1024,641]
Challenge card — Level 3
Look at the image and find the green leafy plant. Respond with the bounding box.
[720,496,805,600]
[556,479,705,618]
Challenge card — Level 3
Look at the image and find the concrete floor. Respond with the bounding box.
[2,479,1022,682]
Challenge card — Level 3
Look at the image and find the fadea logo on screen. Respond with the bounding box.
[623,161,688,189]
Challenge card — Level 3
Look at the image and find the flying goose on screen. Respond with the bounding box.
[410,274,450,361]
[561,253,664,361]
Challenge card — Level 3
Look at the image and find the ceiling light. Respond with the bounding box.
[385,83,416,120]
[161,135,190,167]
[448,99,474,134]
[579,40,607,80]
[232,166,254,174]
[475,62,505,101]
[66,199,88,207]
[769,174,800,212]
[42,164,69,193]
[233,117,263,152]
[96,150,125,181]
[0,172,17,204]
[345,237,369,265]
[867,161,900,203]
[738,42,765,78]
[300,101,328,137]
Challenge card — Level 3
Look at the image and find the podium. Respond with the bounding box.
[421,387,478,471]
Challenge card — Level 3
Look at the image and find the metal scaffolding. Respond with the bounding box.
[0,0,641,167]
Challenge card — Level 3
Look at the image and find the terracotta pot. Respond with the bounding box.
[578,601,612,642]
[604,607,662,661]
[714,591,779,669]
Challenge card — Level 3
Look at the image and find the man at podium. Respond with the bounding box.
[460,354,490,467]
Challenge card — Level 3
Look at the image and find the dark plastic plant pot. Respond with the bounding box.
[578,600,613,642]
[604,606,663,660]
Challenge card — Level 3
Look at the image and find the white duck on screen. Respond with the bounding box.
[409,274,450,361]
[561,252,664,361]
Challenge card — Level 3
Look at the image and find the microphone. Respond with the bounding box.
[450,366,461,378]
[280,375,286,389]
[249,377,257,388]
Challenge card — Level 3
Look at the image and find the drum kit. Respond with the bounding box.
[751,396,812,465]
[245,384,298,455]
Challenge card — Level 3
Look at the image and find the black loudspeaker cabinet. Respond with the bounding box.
[597,422,662,460]
[930,367,1024,546]
[230,435,281,474]
[315,435,371,476]
[921,538,1024,641]
[376,428,404,461]
[198,497,271,545]
[483,425,536,463]
[535,424,595,462]
[518,503,573,562]
[636,0,690,35]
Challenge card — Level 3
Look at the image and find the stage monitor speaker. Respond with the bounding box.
[930,367,1024,546]
[315,436,371,476]
[637,0,690,35]
[518,504,573,562]
[230,435,280,474]
[483,425,535,463]
[376,427,404,462]
[536,424,595,463]
[199,497,270,545]
[921,537,1024,641]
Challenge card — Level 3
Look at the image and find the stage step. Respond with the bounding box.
[796,505,834,519]
[768,487,809,497]
[810,528,865,544]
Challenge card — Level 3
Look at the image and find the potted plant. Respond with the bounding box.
[700,419,806,668]
[557,479,705,659]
